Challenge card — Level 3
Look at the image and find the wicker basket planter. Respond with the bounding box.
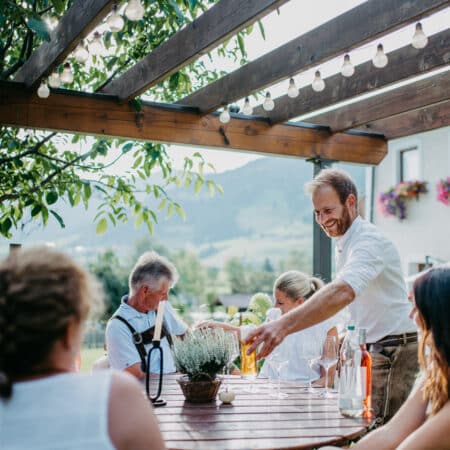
[177,375,222,403]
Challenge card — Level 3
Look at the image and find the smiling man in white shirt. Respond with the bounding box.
[246,168,418,422]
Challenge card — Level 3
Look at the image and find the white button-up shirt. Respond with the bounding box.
[106,298,187,373]
[335,216,416,343]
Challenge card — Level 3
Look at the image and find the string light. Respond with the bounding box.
[125,0,144,21]
[48,71,61,89]
[287,78,299,98]
[412,22,428,49]
[219,105,230,124]
[88,32,105,57]
[341,54,355,77]
[44,16,59,31]
[263,92,275,111]
[73,40,89,63]
[372,44,388,68]
[60,62,74,84]
[37,80,50,98]
[107,5,125,32]
[242,97,253,115]
[311,70,325,92]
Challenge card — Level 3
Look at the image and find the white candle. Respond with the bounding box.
[153,301,166,341]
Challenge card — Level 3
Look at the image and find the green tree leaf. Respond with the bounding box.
[26,17,50,41]
[50,209,66,228]
[46,191,58,205]
[96,218,108,235]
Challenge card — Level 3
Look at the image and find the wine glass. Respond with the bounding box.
[267,350,289,399]
[317,335,338,398]
[299,338,323,393]
[222,331,239,391]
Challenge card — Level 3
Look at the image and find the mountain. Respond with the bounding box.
[4,156,366,266]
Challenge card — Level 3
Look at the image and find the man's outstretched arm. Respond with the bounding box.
[246,279,355,359]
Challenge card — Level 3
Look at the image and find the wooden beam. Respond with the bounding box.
[359,100,450,139]
[178,0,449,113]
[14,0,114,87]
[307,70,450,132]
[0,81,387,165]
[101,0,289,101]
[256,28,450,123]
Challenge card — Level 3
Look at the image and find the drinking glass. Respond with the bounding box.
[239,325,260,393]
[267,350,289,399]
[222,331,240,391]
[299,338,323,393]
[317,335,338,398]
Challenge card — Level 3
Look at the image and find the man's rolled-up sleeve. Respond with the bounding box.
[336,238,385,296]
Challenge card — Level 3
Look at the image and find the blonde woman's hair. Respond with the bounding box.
[0,246,103,399]
[273,270,324,302]
[129,251,179,294]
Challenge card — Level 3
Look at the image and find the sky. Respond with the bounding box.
[160,0,450,174]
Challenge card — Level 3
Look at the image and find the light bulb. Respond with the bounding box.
[44,16,58,31]
[74,41,89,63]
[107,6,124,32]
[37,80,50,98]
[263,92,275,111]
[48,71,61,88]
[287,78,299,98]
[341,54,355,77]
[372,44,388,68]
[60,62,74,84]
[219,106,230,124]
[242,97,253,115]
[125,0,144,21]
[412,22,428,49]
[311,70,325,92]
[88,32,105,57]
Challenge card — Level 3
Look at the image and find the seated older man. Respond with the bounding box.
[106,251,187,379]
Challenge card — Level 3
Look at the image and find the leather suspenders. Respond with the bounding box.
[112,315,173,372]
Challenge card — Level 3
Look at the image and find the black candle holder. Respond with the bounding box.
[145,340,166,407]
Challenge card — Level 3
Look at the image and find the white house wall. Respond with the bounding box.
[373,126,450,275]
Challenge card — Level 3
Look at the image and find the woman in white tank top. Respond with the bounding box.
[0,246,166,450]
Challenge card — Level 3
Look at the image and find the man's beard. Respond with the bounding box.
[322,206,353,237]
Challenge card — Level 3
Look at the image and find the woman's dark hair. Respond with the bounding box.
[414,266,450,415]
[0,246,102,399]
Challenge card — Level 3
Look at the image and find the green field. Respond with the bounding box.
[80,347,104,373]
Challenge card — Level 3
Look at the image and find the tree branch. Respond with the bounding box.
[0,132,55,164]
[95,57,132,93]
[0,149,90,203]
[2,29,33,80]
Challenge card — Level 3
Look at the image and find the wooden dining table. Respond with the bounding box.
[149,374,374,450]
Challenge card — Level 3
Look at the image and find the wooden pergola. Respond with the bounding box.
[1,0,449,279]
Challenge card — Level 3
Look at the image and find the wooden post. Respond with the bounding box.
[9,243,22,255]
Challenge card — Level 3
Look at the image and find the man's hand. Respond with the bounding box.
[244,319,287,359]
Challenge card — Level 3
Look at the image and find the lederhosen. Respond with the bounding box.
[113,315,173,372]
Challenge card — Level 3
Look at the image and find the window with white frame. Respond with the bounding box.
[399,147,420,181]
[391,138,423,184]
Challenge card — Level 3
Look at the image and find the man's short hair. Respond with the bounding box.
[129,251,179,293]
[305,168,358,204]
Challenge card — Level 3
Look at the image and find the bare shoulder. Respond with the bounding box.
[110,369,141,394]
[108,371,166,450]
[397,400,450,450]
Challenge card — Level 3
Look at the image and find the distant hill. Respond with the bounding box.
[4,155,366,266]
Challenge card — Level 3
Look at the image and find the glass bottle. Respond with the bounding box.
[359,328,372,417]
[338,325,363,417]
